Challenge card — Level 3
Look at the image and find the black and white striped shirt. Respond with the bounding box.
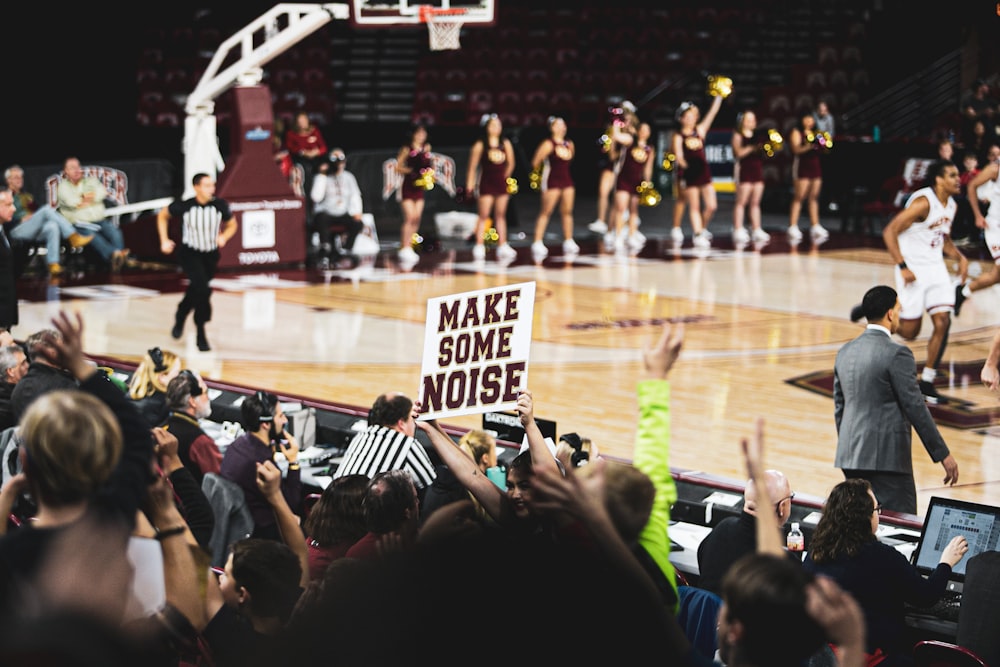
[333,424,437,489]
[168,197,233,252]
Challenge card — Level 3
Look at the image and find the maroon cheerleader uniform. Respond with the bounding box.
[401,145,431,202]
[735,132,763,185]
[615,143,652,193]
[678,129,712,188]
[793,136,823,180]
[542,138,574,191]
[477,141,509,197]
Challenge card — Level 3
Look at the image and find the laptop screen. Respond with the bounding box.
[911,496,1000,581]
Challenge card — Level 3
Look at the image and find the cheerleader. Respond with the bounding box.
[395,124,432,263]
[530,116,579,259]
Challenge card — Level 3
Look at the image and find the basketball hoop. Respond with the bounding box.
[420,5,466,51]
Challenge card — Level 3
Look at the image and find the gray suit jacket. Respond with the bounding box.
[833,327,950,473]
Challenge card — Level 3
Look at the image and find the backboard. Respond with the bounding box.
[350,0,496,26]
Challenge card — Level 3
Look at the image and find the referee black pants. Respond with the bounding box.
[176,245,219,327]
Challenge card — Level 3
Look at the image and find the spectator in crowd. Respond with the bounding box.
[787,111,830,245]
[467,113,517,263]
[529,115,580,260]
[285,110,328,219]
[158,172,238,352]
[4,164,93,277]
[803,478,968,664]
[394,124,432,264]
[162,369,222,485]
[219,390,301,541]
[55,157,128,271]
[0,311,154,619]
[0,189,18,333]
[696,469,795,595]
[128,346,181,427]
[814,100,835,136]
[344,469,422,560]
[0,343,27,431]
[333,391,436,493]
[960,78,996,139]
[878,160,968,406]
[9,327,78,425]
[310,148,364,269]
[839,285,958,514]
[955,143,1000,313]
[201,537,304,667]
[301,473,368,580]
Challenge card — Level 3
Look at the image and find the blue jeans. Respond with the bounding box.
[74,217,124,262]
[10,205,76,263]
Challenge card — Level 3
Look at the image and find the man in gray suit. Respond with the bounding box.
[834,284,959,514]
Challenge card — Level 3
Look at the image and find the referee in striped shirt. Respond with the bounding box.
[157,173,237,352]
[334,392,437,491]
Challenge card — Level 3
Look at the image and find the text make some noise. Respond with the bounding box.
[422,286,527,414]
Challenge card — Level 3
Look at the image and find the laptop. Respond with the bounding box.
[910,496,1000,595]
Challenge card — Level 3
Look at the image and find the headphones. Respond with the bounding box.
[178,369,203,397]
[256,390,275,423]
[148,347,168,373]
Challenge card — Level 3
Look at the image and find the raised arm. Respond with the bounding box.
[257,460,309,590]
[742,417,783,556]
[697,94,724,136]
[516,389,560,476]
[415,418,505,521]
[633,322,684,611]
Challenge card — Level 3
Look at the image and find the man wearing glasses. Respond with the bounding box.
[695,469,797,595]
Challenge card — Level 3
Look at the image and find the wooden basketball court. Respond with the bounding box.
[13,223,1000,517]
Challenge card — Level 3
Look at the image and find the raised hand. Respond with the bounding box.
[643,322,684,380]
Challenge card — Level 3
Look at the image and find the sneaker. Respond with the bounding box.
[810,225,830,244]
[693,231,712,249]
[632,229,647,246]
[196,327,211,352]
[496,243,517,261]
[954,284,968,317]
[752,228,771,244]
[472,244,486,260]
[562,238,580,254]
[671,227,684,245]
[849,303,865,322]
[614,233,627,254]
[603,231,617,250]
[531,241,548,258]
[919,379,948,405]
[398,246,419,263]
[67,232,93,248]
[787,226,803,244]
[627,233,646,252]
[588,219,608,234]
[733,228,751,245]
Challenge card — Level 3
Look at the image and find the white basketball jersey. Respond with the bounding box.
[897,186,956,267]
[976,169,1000,227]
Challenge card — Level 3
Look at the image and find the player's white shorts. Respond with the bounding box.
[896,262,954,319]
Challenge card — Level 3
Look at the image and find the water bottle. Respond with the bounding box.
[872,125,881,143]
[786,522,805,552]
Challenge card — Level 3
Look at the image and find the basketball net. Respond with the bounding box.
[420,6,465,51]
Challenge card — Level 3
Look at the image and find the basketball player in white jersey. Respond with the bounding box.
[880,159,967,404]
[954,143,1000,314]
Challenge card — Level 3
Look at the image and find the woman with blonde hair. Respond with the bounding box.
[128,346,181,426]
[421,428,497,524]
